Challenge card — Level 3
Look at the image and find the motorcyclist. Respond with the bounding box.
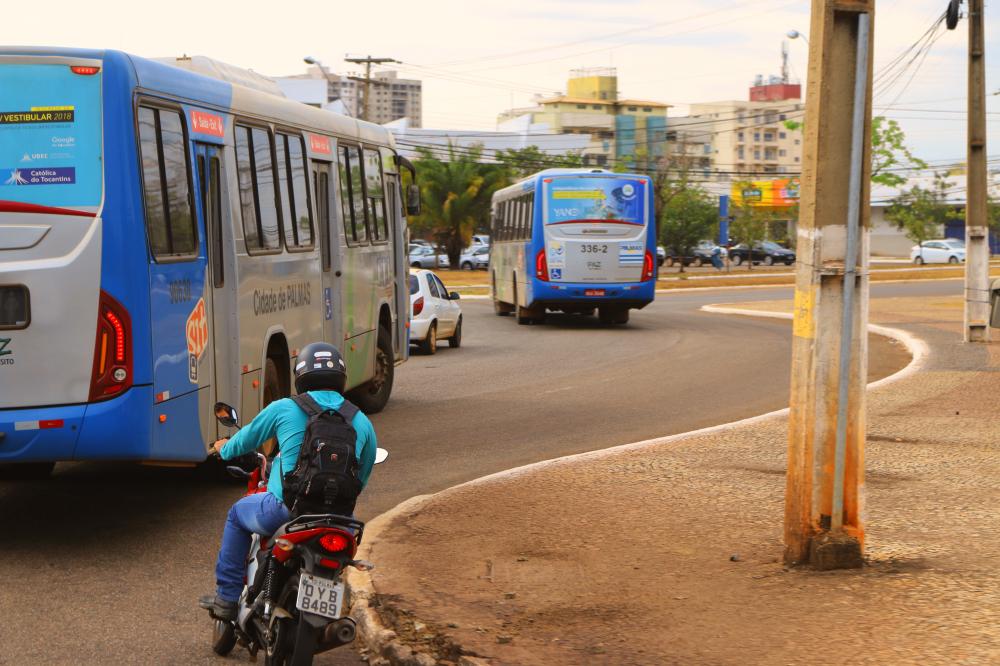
[200,342,377,621]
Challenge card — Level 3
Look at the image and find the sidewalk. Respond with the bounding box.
[354,296,1000,666]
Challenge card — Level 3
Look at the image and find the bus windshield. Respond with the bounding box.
[545,176,645,225]
[0,62,103,210]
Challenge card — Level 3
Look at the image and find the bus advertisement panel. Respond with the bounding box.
[0,63,103,210]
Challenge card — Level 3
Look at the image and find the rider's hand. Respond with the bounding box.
[213,438,229,456]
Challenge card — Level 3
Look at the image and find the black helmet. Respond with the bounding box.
[294,342,347,394]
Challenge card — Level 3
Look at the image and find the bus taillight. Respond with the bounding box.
[642,250,655,281]
[89,290,133,402]
[70,66,101,76]
[535,249,549,281]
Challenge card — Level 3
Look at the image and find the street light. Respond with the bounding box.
[303,56,338,106]
[786,29,809,45]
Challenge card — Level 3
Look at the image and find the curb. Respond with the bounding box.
[347,304,928,665]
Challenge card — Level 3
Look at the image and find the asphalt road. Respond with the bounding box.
[0,281,953,665]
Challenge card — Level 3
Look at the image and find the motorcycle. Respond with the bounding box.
[203,402,387,665]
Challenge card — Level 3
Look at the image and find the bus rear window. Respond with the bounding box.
[545,177,645,226]
[0,63,103,210]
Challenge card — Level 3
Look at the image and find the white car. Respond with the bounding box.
[409,270,462,354]
[911,239,966,265]
[459,246,490,270]
[409,246,450,269]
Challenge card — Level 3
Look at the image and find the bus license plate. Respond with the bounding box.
[296,573,345,619]
[585,289,606,297]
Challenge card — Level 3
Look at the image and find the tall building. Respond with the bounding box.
[497,68,669,168]
[673,44,805,180]
[274,66,423,127]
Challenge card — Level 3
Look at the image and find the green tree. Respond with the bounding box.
[885,173,954,261]
[412,144,506,266]
[659,187,717,273]
[495,146,583,180]
[871,116,927,187]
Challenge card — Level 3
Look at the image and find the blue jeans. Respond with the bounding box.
[215,492,290,602]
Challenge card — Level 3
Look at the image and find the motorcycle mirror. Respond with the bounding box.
[374,448,389,464]
[214,402,239,428]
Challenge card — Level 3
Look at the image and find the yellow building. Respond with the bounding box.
[497,68,669,168]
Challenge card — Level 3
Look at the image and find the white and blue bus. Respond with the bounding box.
[489,169,656,325]
[0,49,417,476]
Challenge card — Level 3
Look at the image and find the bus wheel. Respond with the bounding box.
[349,326,395,414]
[493,299,513,316]
[0,461,55,480]
[599,307,629,325]
[516,303,543,325]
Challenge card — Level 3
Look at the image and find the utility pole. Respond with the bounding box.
[785,0,874,569]
[345,55,398,122]
[963,0,991,343]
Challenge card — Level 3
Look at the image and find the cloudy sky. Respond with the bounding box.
[8,0,998,162]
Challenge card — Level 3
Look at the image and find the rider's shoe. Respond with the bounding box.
[199,594,237,622]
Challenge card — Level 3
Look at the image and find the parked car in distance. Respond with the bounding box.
[656,245,666,267]
[409,245,451,268]
[409,270,462,355]
[459,246,490,270]
[410,238,431,247]
[663,240,728,267]
[911,239,966,265]
[470,234,490,247]
[729,241,795,266]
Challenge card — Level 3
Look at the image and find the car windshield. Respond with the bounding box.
[944,239,965,248]
[474,248,489,255]
[409,275,419,295]
[761,241,783,251]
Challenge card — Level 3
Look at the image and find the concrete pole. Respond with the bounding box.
[785,0,874,570]
[965,0,991,343]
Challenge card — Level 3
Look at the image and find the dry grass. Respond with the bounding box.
[437,265,1000,295]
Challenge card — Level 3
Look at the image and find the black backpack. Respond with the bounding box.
[283,394,363,516]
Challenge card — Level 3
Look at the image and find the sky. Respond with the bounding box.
[6,0,999,163]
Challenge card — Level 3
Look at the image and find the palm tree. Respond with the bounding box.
[413,144,506,267]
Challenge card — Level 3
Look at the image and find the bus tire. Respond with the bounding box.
[448,317,463,348]
[494,299,513,316]
[263,358,282,408]
[516,303,543,325]
[599,307,629,325]
[0,461,56,480]
[349,326,395,414]
[419,322,438,355]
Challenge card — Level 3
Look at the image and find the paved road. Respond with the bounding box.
[0,281,953,664]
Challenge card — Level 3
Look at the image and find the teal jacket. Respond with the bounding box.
[220,391,377,503]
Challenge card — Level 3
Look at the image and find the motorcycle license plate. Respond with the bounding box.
[296,573,345,619]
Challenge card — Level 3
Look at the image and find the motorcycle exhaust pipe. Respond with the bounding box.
[317,618,356,652]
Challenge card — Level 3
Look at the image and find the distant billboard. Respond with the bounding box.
[731,178,800,208]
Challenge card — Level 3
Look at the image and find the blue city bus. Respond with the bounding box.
[489,169,656,325]
[0,48,414,477]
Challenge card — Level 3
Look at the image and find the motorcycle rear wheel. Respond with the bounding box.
[264,618,291,666]
[211,620,237,656]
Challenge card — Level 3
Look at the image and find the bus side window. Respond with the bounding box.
[526,196,534,239]
[276,133,314,250]
[363,148,388,243]
[253,127,282,251]
[348,146,369,244]
[314,169,332,270]
[337,146,357,245]
[137,106,197,260]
